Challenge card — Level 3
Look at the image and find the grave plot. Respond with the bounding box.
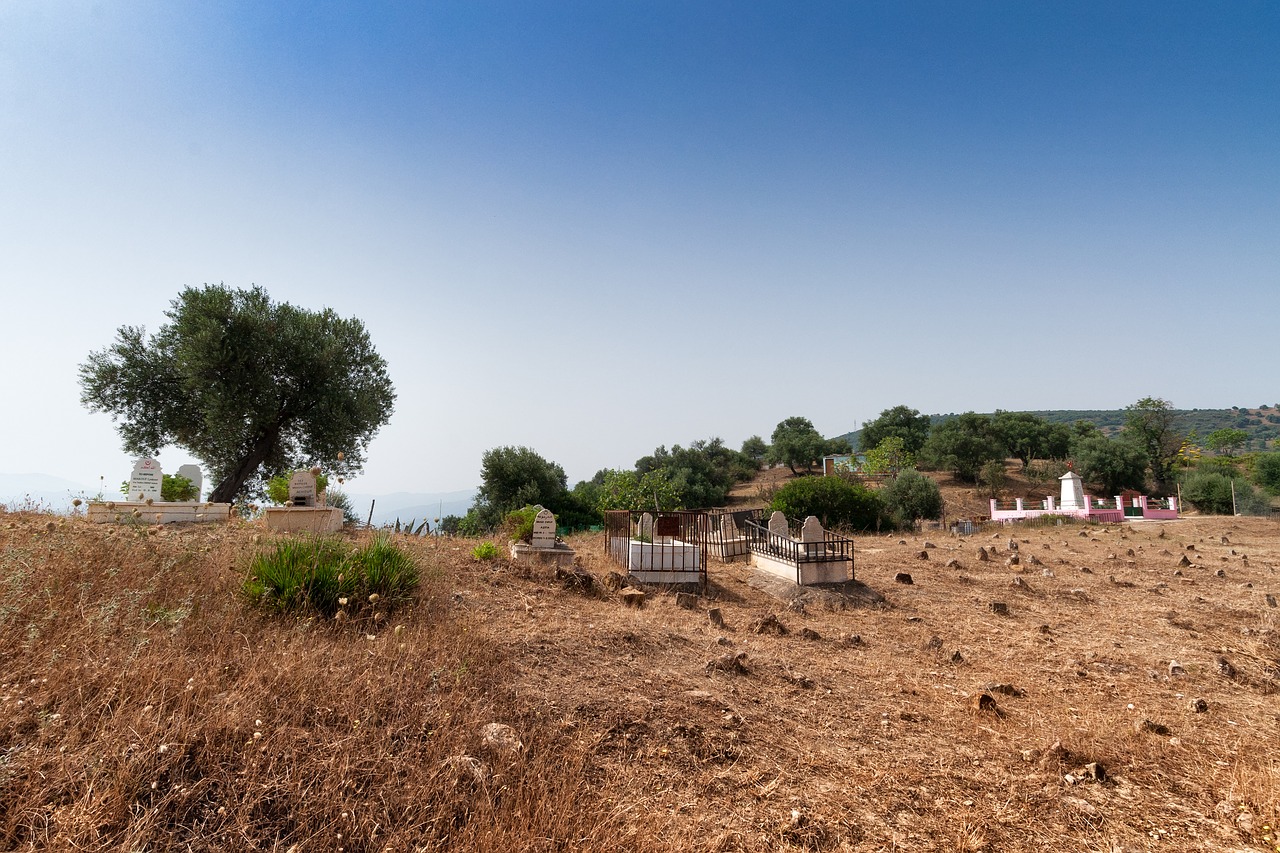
[742,511,854,585]
[604,510,708,585]
[88,458,232,524]
[509,507,576,567]
[988,468,1177,524]
[264,469,343,533]
[698,509,756,562]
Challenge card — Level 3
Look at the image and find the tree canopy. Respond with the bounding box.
[859,405,931,455]
[1122,397,1182,493]
[767,417,847,474]
[917,413,1005,482]
[79,284,395,503]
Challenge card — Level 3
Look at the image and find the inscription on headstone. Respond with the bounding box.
[177,464,203,502]
[800,516,825,543]
[638,512,654,540]
[129,458,163,502]
[289,470,317,507]
[531,508,557,548]
[767,511,790,539]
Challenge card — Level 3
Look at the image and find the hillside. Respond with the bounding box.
[2,507,1278,851]
[837,406,1280,452]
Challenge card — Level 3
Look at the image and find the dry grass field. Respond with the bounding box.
[2,500,1277,851]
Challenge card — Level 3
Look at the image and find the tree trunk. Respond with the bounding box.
[208,427,281,504]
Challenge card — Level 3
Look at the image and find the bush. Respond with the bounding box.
[326,489,361,526]
[881,469,942,528]
[471,541,500,560]
[1255,453,1280,495]
[769,476,883,531]
[266,472,329,505]
[242,535,418,617]
[502,505,541,543]
[1178,470,1269,516]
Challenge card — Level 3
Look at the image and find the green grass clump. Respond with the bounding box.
[243,534,418,617]
[471,541,500,560]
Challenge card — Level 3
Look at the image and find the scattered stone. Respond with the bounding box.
[1006,555,1020,567]
[899,539,908,545]
[706,651,749,675]
[1214,655,1237,679]
[786,598,807,614]
[480,722,524,754]
[601,571,626,591]
[950,650,965,664]
[976,547,990,562]
[1178,554,1192,567]
[1079,566,1093,574]
[1136,719,1171,735]
[749,614,788,635]
[1011,576,1032,591]
[620,589,646,609]
[985,682,1024,697]
[781,669,814,689]
[675,592,698,610]
[708,607,725,628]
[1064,589,1090,602]
[1189,697,1209,713]
[1042,568,1056,578]
[1007,539,1019,552]
[923,541,937,549]
[916,550,929,561]
[1187,544,1197,551]
[1266,594,1277,608]
[1064,762,1106,784]
[1215,569,1226,578]
[440,754,490,786]
[1036,624,1051,634]
[555,567,594,591]
[1173,569,1183,577]
[1126,548,1136,557]
[895,572,914,585]
[925,635,943,651]
[944,558,960,568]
[799,627,822,641]
[716,636,732,646]
[1220,536,1230,545]
[989,601,1009,616]
[970,692,1000,714]
[1168,660,1185,676]
[843,633,863,646]
[1027,555,1042,566]
[1108,576,1135,588]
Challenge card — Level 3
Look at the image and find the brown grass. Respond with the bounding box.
[2,507,1279,851]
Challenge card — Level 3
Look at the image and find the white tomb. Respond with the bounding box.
[88,458,231,525]
[129,457,163,503]
[510,507,576,567]
[265,469,342,533]
[176,464,203,501]
[1059,470,1086,510]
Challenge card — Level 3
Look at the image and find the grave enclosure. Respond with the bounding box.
[509,507,577,567]
[264,469,343,533]
[87,458,232,525]
[604,510,708,585]
[741,510,856,585]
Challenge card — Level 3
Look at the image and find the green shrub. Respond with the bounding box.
[1255,453,1280,496]
[881,469,943,528]
[326,489,361,526]
[471,541,500,560]
[502,505,541,543]
[1178,470,1269,515]
[769,476,883,531]
[242,535,418,618]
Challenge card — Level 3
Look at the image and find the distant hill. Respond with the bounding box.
[836,406,1280,452]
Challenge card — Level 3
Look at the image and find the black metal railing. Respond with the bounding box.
[741,515,855,582]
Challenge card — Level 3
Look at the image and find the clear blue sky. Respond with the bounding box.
[2,1,1277,495]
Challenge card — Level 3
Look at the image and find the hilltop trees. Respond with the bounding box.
[635,438,755,509]
[78,284,395,503]
[1122,397,1182,493]
[767,417,850,474]
[859,406,931,455]
[918,413,1005,482]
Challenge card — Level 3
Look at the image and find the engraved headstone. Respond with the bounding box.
[176,464,202,501]
[288,470,317,507]
[129,457,163,502]
[767,511,790,539]
[800,516,824,543]
[638,512,654,540]
[531,508,556,548]
[720,514,740,540]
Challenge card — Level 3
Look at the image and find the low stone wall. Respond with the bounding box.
[264,506,343,533]
[88,502,232,525]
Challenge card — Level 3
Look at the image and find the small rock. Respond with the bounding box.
[1220,536,1230,545]
[749,614,787,635]
[1006,555,1020,567]
[916,550,929,561]
[1214,569,1226,578]
[675,592,698,610]
[899,539,908,545]
[1079,566,1093,574]
[1041,568,1055,578]
[799,627,821,641]
[843,633,863,646]
[985,682,1024,697]
[440,754,490,786]
[620,589,646,608]
[1027,555,1042,566]
[601,571,626,591]
[944,558,960,568]
[480,722,524,754]
[925,635,943,651]
[950,650,965,664]
[1177,554,1192,567]
[971,692,1000,714]
[1168,660,1185,676]
[1189,697,1208,713]
[1266,594,1277,608]
[1011,576,1031,591]
[708,607,725,628]
[1136,718,1171,735]
[895,572,914,585]
[1214,655,1237,678]
[1186,544,1196,551]
[1007,539,1019,552]
[989,601,1009,616]
[1126,548,1136,557]
[976,547,990,562]
[706,651,750,675]
[923,541,937,549]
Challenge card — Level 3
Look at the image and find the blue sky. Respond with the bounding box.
[1,1,1277,496]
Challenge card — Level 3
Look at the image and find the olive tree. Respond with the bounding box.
[79,284,395,503]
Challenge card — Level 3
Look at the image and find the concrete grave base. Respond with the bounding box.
[623,538,703,583]
[708,536,749,562]
[88,501,232,525]
[265,506,343,533]
[751,551,853,585]
[509,541,577,567]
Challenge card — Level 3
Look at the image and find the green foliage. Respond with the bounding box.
[991,411,1072,468]
[472,446,569,531]
[1024,458,1069,484]
[471,541,500,560]
[880,469,942,527]
[978,460,1007,499]
[862,436,914,476]
[635,437,755,508]
[1177,470,1269,515]
[1254,453,1280,496]
[1122,397,1182,493]
[391,517,430,536]
[118,473,199,502]
[769,476,883,531]
[79,284,395,503]
[242,535,418,618]
[438,515,464,535]
[767,417,830,474]
[740,435,769,464]
[1071,434,1148,494]
[596,469,682,512]
[1205,428,1249,456]
[325,489,360,526]
[859,405,932,455]
[918,413,1005,482]
[502,505,541,543]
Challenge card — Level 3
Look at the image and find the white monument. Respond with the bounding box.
[800,516,824,543]
[530,508,557,549]
[637,512,655,541]
[767,511,790,539]
[1059,469,1085,510]
[510,507,575,567]
[129,458,163,502]
[288,470,318,507]
[176,464,203,501]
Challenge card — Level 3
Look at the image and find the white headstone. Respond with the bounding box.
[800,516,824,543]
[176,464,203,501]
[289,470,317,507]
[638,512,654,540]
[720,514,740,540]
[1059,470,1085,510]
[129,457,163,503]
[531,508,556,548]
[767,511,790,539]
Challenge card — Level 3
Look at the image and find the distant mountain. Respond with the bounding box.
[835,407,1280,451]
[0,473,102,512]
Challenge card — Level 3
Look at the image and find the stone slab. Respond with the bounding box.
[265,506,342,533]
[88,501,232,525]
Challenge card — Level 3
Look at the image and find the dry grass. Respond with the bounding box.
[2,508,1279,851]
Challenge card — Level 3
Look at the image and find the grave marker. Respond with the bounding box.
[638,512,654,541]
[289,470,317,507]
[129,458,163,502]
[721,514,740,540]
[800,516,824,543]
[177,464,203,501]
[531,508,557,549]
[767,511,790,539]
[654,515,681,540]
